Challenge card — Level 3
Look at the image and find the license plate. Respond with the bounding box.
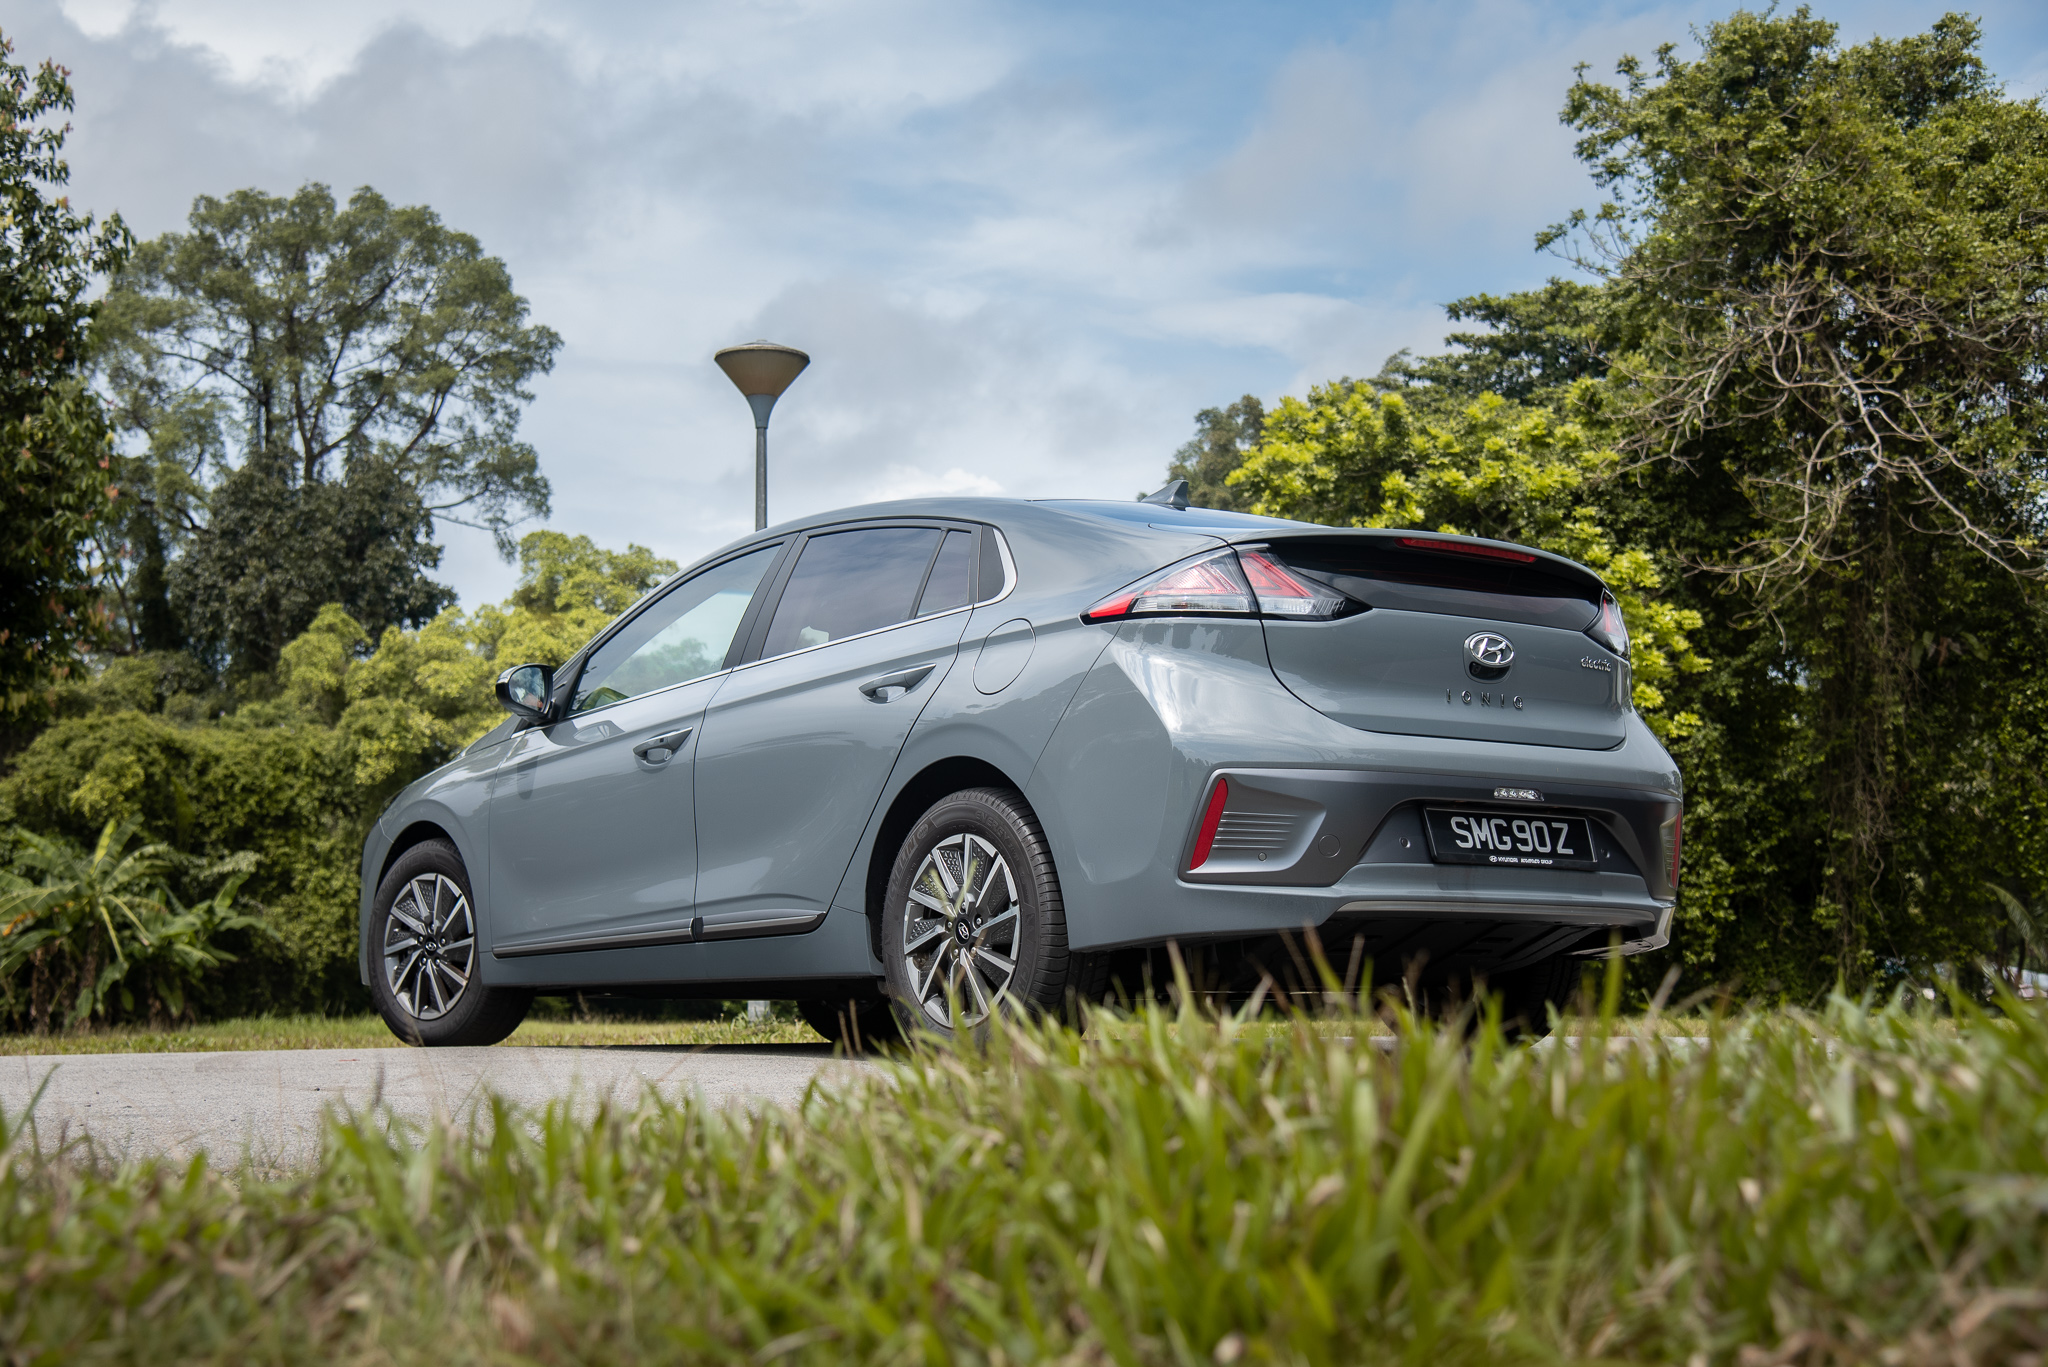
[1423,808,1598,871]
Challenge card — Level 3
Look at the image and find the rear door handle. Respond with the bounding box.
[858,665,936,702]
[633,728,693,765]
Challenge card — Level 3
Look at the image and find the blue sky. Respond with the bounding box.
[16,0,2048,608]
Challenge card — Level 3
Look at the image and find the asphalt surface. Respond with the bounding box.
[0,1044,869,1170]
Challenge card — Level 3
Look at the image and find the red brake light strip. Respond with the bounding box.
[1397,536,1536,564]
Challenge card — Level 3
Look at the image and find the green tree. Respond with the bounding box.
[1162,396,1265,512]
[1377,279,1621,405]
[96,183,563,674]
[1548,8,2048,984]
[1229,381,1707,735]
[0,35,129,724]
[468,531,675,668]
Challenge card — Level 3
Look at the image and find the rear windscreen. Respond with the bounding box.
[1263,537,1601,632]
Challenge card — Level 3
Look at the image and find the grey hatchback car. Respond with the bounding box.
[359,490,1682,1045]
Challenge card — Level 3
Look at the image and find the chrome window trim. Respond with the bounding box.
[733,600,975,674]
[985,526,1017,606]
[732,523,1017,674]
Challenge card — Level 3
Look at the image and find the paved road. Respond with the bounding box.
[0,1045,868,1170]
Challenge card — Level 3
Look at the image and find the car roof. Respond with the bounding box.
[693,495,1605,593]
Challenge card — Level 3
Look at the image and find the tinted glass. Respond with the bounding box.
[761,527,941,658]
[915,530,974,616]
[977,528,1007,602]
[573,546,776,713]
[1267,539,1599,632]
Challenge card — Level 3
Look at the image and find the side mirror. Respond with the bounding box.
[495,663,555,723]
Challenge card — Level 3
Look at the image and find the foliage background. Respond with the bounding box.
[5,8,2048,1022]
[0,533,671,1018]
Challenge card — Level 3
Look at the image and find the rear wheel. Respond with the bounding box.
[1491,953,1583,1041]
[881,787,1071,1041]
[369,839,533,1047]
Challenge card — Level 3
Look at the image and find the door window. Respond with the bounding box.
[572,545,777,713]
[760,527,942,658]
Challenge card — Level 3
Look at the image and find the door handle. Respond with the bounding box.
[858,664,936,702]
[633,728,693,765]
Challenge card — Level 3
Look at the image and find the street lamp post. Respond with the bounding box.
[713,340,811,531]
[713,341,807,1027]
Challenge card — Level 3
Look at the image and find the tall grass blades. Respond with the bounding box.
[1,991,2045,1364]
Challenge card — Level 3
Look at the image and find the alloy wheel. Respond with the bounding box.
[382,872,476,1022]
[899,832,1020,1027]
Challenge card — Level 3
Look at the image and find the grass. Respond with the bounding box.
[2,976,2046,1364]
[0,1011,826,1053]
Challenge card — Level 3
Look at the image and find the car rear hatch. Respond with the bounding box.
[1243,532,1629,750]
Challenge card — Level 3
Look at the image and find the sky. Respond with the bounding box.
[14,0,2048,608]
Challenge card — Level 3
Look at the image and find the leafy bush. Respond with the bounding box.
[0,531,676,1017]
[0,819,262,1029]
[2,991,2047,1362]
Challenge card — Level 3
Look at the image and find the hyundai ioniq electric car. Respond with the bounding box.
[359,487,1681,1045]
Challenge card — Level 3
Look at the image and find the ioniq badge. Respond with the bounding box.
[1464,632,1514,668]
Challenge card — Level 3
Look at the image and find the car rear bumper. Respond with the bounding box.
[1062,847,1672,957]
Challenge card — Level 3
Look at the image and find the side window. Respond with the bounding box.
[760,527,942,658]
[915,529,974,617]
[976,528,1008,602]
[573,545,777,713]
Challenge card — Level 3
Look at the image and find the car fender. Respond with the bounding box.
[356,739,508,986]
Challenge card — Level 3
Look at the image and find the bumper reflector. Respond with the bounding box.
[1189,778,1230,870]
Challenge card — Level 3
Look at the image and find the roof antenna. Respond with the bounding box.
[1139,479,1190,511]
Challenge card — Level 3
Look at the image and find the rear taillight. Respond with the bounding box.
[1083,548,1252,622]
[1237,547,1352,618]
[1083,548,1355,624]
[1189,778,1230,870]
[1587,591,1629,657]
[1661,812,1683,889]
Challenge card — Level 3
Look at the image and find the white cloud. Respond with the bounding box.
[861,465,1007,502]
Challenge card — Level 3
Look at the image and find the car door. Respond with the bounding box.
[691,524,978,935]
[485,542,783,956]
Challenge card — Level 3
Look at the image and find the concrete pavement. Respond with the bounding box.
[0,1044,870,1169]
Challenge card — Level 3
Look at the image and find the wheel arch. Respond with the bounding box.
[863,756,1029,956]
[378,820,461,890]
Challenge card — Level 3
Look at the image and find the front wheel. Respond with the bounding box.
[880,787,1072,1040]
[369,839,533,1046]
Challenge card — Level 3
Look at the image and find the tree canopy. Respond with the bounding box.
[96,183,562,673]
[1547,7,2048,983]
[0,39,128,723]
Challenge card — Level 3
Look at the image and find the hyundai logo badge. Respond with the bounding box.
[1464,632,1515,668]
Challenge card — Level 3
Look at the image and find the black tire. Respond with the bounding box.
[797,995,904,1052]
[1491,953,1583,1041]
[880,786,1072,1041]
[368,839,533,1047]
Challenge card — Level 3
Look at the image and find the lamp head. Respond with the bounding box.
[714,340,810,422]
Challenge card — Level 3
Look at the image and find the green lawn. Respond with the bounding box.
[2,986,2043,1363]
[0,1011,825,1053]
